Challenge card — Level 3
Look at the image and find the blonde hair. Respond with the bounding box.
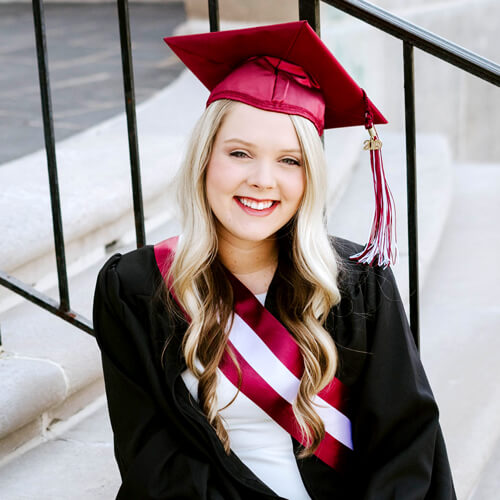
[161,99,341,457]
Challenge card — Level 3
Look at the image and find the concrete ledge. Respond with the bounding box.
[47,378,105,424]
[0,400,120,500]
[0,357,66,443]
[0,234,110,462]
[0,410,44,463]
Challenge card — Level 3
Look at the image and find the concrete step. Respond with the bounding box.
[0,398,120,500]
[418,163,500,499]
[0,214,182,467]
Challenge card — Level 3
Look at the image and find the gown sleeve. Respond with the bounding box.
[352,264,456,499]
[92,253,230,500]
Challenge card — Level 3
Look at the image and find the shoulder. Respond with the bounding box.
[329,235,389,285]
[327,237,409,385]
[95,244,163,302]
[329,235,364,259]
[328,235,400,316]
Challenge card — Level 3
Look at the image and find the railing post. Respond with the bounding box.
[117,0,146,248]
[403,41,420,350]
[299,0,322,148]
[299,0,321,35]
[208,0,220,32]
[32,0,70,312]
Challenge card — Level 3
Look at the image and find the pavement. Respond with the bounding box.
[0,1,186,166]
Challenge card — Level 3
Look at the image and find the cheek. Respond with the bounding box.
[284,170,306,207]
[206,157,238,198]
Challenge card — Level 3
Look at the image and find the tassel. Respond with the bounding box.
[350,91,397,268]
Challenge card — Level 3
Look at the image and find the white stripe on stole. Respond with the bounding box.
[230,313,353,450]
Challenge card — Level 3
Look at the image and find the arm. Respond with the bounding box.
[93,254,231,500]
[353,265,456,499]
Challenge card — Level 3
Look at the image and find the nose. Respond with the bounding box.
[246,160,277,190]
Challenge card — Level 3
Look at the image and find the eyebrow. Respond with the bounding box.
[223,138,302,154]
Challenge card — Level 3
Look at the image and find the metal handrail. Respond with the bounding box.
[324,0,500,86]
[0,0,498,347]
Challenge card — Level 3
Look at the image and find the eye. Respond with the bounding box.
[281,157,301,166]
[230,150,249,159]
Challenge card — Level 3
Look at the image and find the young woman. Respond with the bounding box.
[93,21,456,499]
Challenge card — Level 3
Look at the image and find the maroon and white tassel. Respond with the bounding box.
[350,91,397,268]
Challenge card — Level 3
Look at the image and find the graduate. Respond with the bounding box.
[93,21,456,499]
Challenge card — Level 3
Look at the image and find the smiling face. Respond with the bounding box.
[205,102,306,247]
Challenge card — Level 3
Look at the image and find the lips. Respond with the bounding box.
[234,196,279,216]
[236,196,276,210]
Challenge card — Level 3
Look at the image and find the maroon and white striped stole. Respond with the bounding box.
[154,236,353,471]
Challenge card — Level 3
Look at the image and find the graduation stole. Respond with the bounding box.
[154,237,353,471]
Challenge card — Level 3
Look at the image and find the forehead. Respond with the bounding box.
[216,101,301,149]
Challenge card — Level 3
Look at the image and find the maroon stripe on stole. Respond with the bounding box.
[154,236,178,283]
[220,341,349,471]
[225,272,304,376]
[154,237,192,320]
[225,271,349,415]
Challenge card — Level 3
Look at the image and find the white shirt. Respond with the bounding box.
[181,292,311,500]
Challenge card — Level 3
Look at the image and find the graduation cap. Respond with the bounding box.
[164,21,396,267]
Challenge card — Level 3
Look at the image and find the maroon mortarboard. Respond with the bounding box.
[163,21,396,267]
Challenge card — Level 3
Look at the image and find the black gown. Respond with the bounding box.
[92,236,456,499]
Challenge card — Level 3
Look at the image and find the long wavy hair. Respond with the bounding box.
[160,99,342,457]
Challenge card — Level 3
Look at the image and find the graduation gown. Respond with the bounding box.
[92,236,456,500]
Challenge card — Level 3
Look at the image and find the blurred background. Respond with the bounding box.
[0,0,498,498]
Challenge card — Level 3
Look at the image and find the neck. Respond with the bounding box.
[216,229,278,295]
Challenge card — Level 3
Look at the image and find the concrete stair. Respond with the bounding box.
[0,399,120,500]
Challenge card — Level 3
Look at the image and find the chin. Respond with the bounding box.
[239,232,276,243]
[226,227,279,244]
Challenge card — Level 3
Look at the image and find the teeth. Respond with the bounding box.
[238,197,274,210]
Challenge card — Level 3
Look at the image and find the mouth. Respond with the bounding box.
[234,196,279,215]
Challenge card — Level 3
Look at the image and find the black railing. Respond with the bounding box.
[1,0,499,350]
[117,0,145,249]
